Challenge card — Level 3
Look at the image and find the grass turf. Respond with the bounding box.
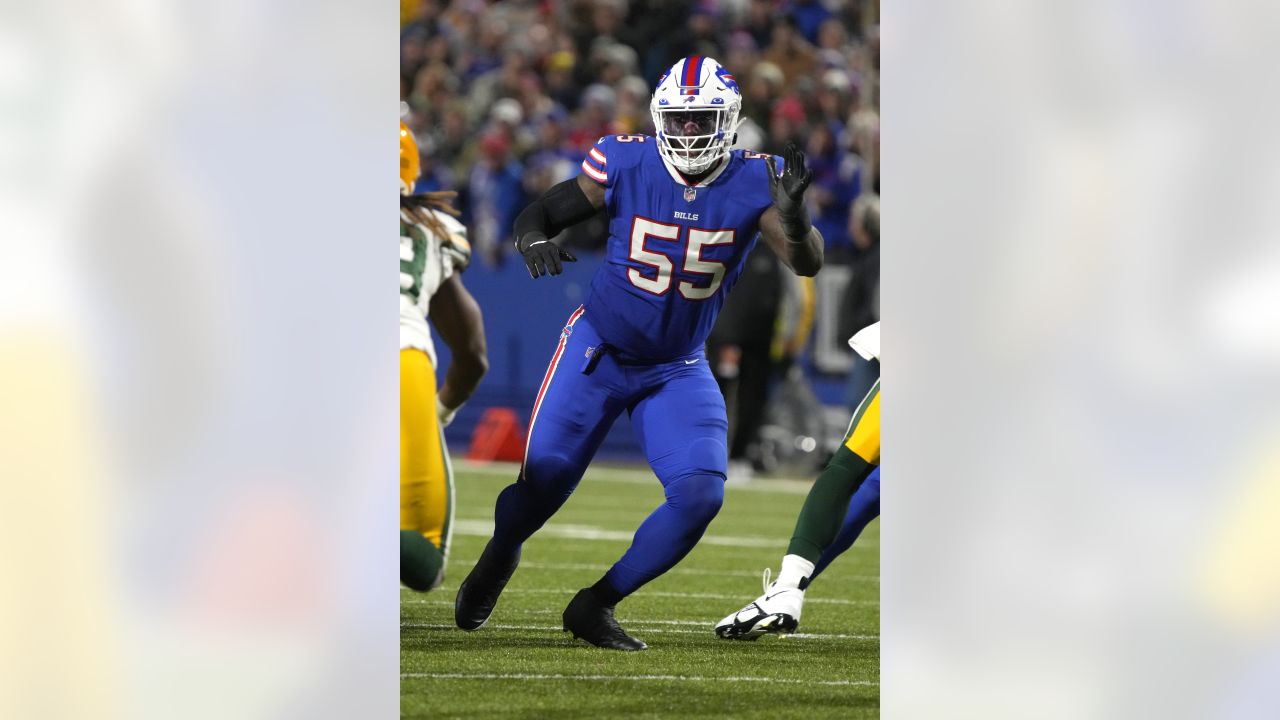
[401,461,879,719]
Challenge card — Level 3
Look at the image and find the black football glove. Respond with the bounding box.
[764,143,815,240]
[517,231,577,279]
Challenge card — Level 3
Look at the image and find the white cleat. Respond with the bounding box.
[714,568,805,640]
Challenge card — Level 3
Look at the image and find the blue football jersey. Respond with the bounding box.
[579,134,778,360]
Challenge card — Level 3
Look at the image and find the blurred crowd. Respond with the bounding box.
[401,0,879,274]
[402,0,879,473]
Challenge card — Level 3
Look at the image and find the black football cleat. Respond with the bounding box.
[562,588,647,651]
[454,540,521,631]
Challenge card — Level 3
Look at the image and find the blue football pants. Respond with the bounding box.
[491,307,729,598]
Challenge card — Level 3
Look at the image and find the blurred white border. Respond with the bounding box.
[887,1,1280,718]
[0,2,395,718]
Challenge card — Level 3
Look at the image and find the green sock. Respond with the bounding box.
[400,530,445,592]
[786,446,876,562]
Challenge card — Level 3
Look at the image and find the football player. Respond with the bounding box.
[813,467,881,579]
[715,322,880,639]
[454,56,824,650]
[400,122,488,592]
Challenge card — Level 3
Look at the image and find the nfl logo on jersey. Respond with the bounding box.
[684,186,697,203]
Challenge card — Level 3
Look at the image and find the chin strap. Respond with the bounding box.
[667,153,728,184]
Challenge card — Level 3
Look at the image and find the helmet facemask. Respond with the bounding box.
[651,104,740,175]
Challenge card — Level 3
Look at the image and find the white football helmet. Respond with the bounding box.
[650,56,742,175]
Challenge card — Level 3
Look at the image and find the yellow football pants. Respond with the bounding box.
[842,379,881,465]
[400,348,453,554]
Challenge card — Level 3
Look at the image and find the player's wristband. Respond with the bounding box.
[437,397,460,427]
[516,231,548,253]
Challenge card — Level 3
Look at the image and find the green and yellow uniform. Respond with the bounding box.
[788,323,880,564]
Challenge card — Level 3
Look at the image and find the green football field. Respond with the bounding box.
[401,461,879,719]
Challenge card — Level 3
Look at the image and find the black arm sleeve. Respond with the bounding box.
[512,178,599,250]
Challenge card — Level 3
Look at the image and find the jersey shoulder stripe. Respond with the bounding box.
[581,158,607,183]
[581,135,651,186]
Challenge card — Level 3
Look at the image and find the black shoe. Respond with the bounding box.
[562,588,647,651]
[454,540,521,631]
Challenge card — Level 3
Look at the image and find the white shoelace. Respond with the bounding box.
[761,567,773,596]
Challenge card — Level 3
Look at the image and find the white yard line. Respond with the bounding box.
[518,560,880,582]
[450,519,781,548]
[402,671,876,687]
[452,459,816,495]
[404,597,875,625]
[405,608,873,633]
[450,519,877,551]
[402,587,876,606]
[402,621,876,641]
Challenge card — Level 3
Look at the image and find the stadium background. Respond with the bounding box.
[401,0,879,469]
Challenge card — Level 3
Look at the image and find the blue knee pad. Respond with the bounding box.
[659,436,727,524]
[494,451,588,550]
[520,452,584,504]
[664,471,725,525]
